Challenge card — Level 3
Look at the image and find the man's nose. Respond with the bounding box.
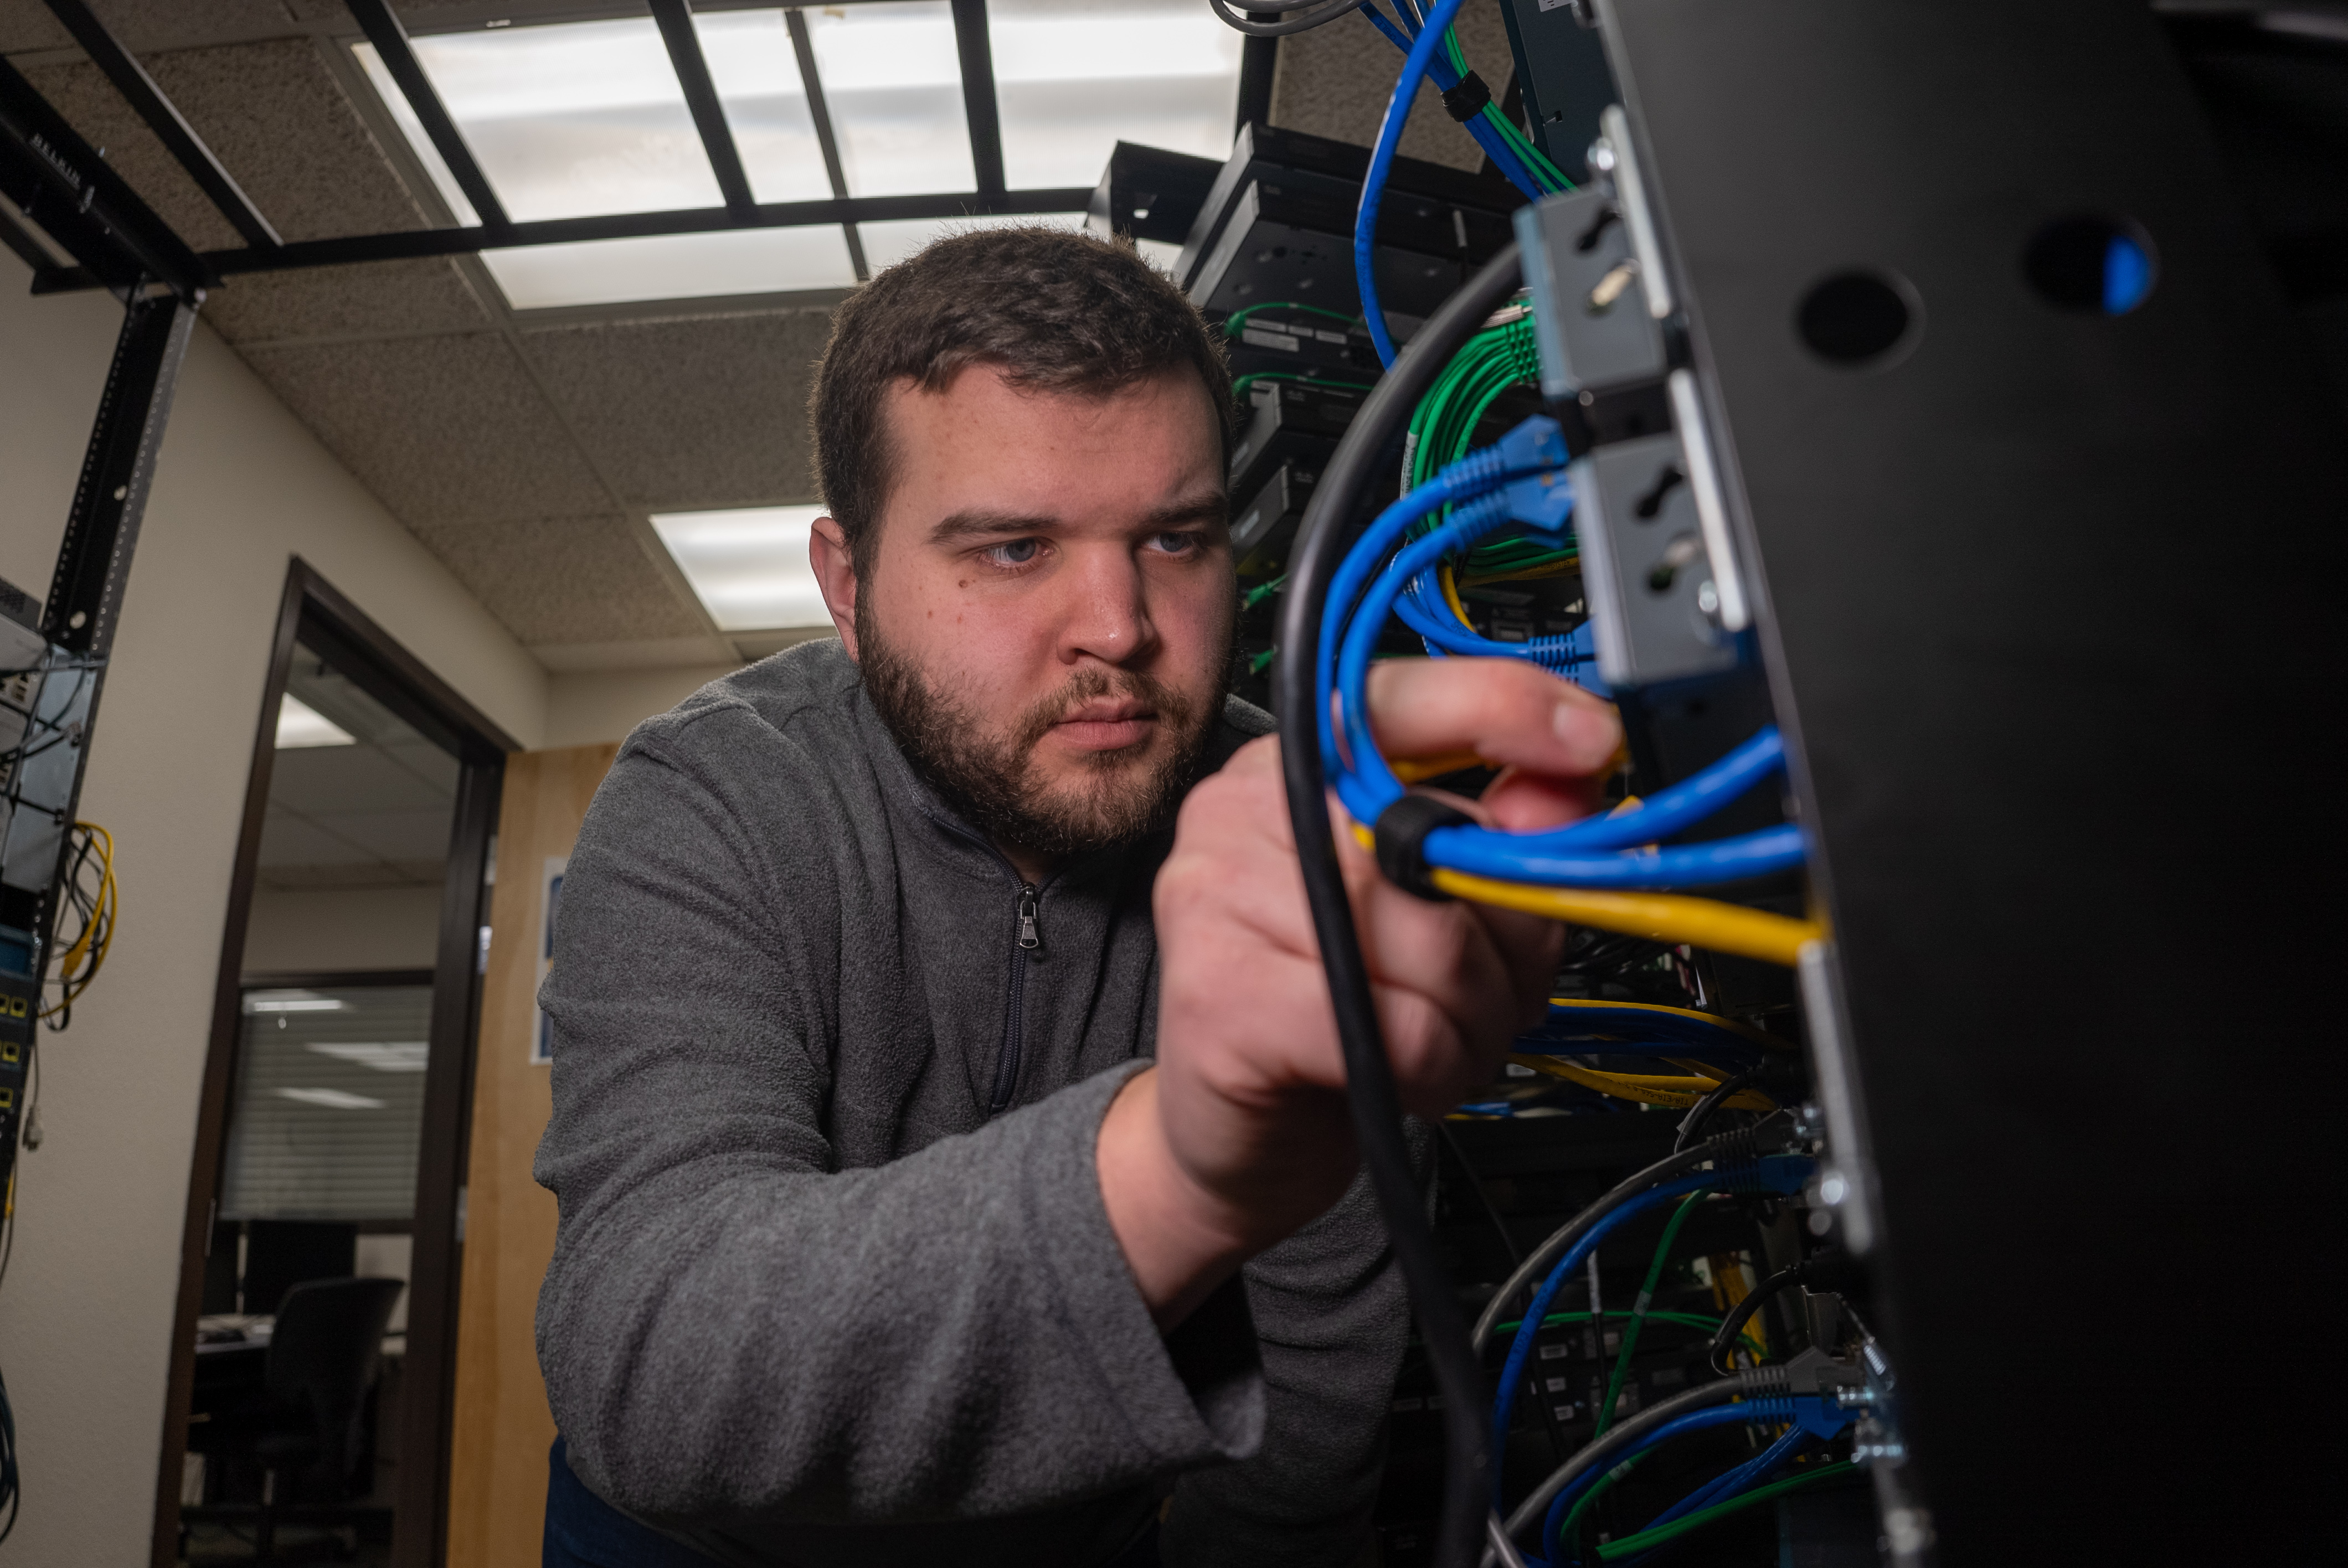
[1054,545,1160,668]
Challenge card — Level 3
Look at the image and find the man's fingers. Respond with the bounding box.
[1366,658,1621,786]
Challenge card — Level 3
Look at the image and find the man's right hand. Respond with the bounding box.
[1098,657,1623,1328]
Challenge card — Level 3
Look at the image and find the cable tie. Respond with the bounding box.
[1441,69,1492,124]
[1374,793,1476,901]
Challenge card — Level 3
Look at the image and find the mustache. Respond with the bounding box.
[1010,665,1198,755]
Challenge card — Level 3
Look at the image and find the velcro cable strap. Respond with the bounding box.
[1440,69,1492,123]
[1373,793,1475,901]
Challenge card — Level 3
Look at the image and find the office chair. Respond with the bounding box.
[194,1276,404,1562]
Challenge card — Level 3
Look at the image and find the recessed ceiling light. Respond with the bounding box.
[276,695,356,750]
[483,225,858,310]
[275,1087,388,1111]
[305,1041,432,1073]
[246,992,353,1013]
[650,506,833,632]
[989,1,1243,188]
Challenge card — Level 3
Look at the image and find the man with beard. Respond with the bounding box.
[534,227,1621,1568]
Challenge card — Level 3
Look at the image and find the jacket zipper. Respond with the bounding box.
[988,882,1041,1113]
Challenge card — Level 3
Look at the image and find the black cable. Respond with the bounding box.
[1707,1248,1857,1375]
[1438,1119,1521,1264]
[0,1360,16,1545]
[1674,1063,1764,1152]
[1276,243,1530,1568]
[1707,1265,1798,1375]
[1436,1122,1576,1467]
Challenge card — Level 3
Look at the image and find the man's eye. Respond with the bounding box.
[987,538,1042,566]
[1150,532,1201,555]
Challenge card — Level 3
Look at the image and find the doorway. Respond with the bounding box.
[156,562,515,1567]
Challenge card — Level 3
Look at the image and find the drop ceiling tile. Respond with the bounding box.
[313,806,455,863]
[68,3,305,51]
[13,55,243,251]
[239,331,612,525]
[257,807,378,868]
[204,256,489,343]
[143,36,428,243]
[260,860,442,891]
[519,310,835,510]
[415,514,706,645]
[1266,1,1514,174]
[11,35,429,286]
[271,745,454,815]
[383,738,461,796]
[0,1,70,53]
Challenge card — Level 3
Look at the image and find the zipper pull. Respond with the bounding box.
[1017,884,1040,952]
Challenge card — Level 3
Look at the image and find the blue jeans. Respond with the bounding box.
[544,1438,722,1567]
[542,1437,1163,1567]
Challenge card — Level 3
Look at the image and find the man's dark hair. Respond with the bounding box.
[810,225,1233,576]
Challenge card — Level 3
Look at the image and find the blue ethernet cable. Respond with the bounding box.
[1329,499,1808,887]
[1352,4,1547,199]
[1313,418,1571,780]
[1357,0,1474,364]
[1638,1426,1810,1536]
[1315,415,1808,893]
[1391,577,1593,672]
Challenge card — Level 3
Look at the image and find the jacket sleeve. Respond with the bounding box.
[532,724,1263,1526]
[1158,1139,1419,1568]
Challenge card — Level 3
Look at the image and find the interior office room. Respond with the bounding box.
[0,3,2338,1568]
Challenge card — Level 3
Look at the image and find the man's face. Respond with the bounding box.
[810,364,1235,873]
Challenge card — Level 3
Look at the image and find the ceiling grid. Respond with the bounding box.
[3,1,1346,669]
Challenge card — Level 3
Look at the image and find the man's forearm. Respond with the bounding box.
[1096,1067,1254,1329]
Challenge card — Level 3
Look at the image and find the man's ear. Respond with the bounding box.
[809,515,860,661]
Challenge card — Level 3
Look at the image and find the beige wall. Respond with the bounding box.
[544,662,743,750]
[0,261,565,1567]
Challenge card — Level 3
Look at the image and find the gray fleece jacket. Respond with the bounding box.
[533,638,1409,1568]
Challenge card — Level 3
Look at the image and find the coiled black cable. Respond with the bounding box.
[1275,243,1527,1568]
[1207,0,1376,39]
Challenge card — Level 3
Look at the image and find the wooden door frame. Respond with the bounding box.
[151,558,519,1567]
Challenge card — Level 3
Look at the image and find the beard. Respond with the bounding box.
[857,605,1223,863]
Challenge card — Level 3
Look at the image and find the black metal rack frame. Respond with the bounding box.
[7,0,1276,294]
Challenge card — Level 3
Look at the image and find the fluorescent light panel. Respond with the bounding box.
[275,695,356,750]
[988,1,1242,188]
[650,506,832,632]
[486,226,858,310]
[407,16,720,221]
[276,1087,388,1111]
[305,1041,432,1073]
